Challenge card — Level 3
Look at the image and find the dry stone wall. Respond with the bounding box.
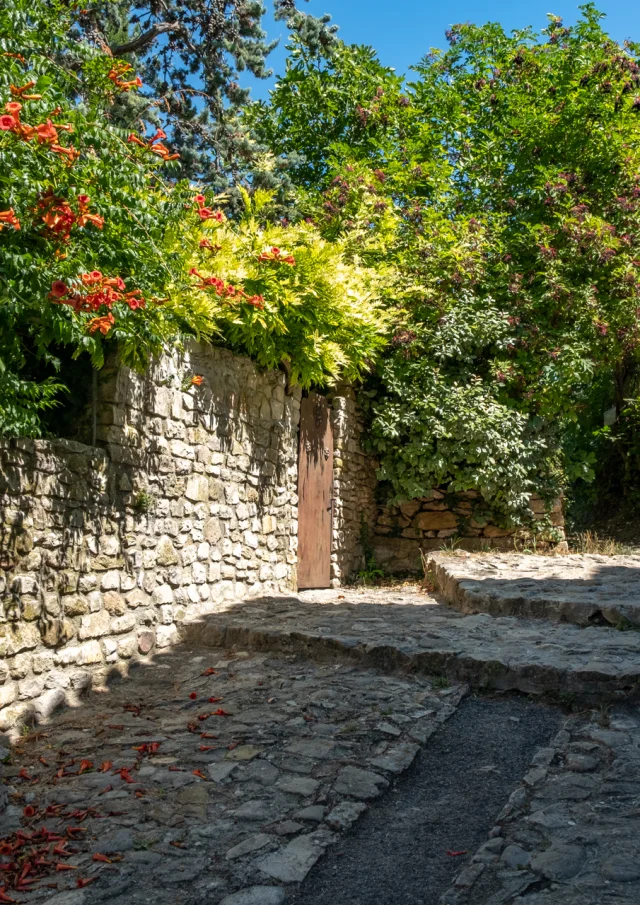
[329,386,379,586]
[0,342,301,732]
[372,491,566,573]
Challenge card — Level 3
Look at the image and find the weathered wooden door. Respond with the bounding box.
[297,393,333,589]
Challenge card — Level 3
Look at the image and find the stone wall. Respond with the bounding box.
[0,342,301,732]
[329,386,379,586]
[372,491,566,574]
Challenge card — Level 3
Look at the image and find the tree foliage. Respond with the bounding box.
[0,0,381,437]
[254,5,640,519]
[76,1,338,189]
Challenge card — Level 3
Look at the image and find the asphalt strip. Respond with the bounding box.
[290,694,562,905]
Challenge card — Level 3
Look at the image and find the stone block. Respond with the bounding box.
[156,624,178,648]
[0,623,41,657]
[76,641,103,665]
[100,570,121,591]
[104,591,126,615]
[262,515,277,534]
[415,511,458,531]
[156,536,179,566]
[78,609,111,640]
[137,631,155,654]
[482,525,514,538]
[33,688,65,722]
[126,589,147,609]
[117,635,137,658]
[0,682,18,708]
[185,475,209,502]
[111,613,136,634]
[152,584,174,605]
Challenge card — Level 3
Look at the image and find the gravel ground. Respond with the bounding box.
[291,695,562,905]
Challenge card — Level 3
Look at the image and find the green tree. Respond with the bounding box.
[253,5,640,519]
[0,0,384,437]
[75,1,338,190]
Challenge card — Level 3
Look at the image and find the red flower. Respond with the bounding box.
[77,211,104,229]
[81,271,103,285]
[0,114,16,131]
[77,194,90,205]
[50,143,79,161]
[194,194,206,205]
[36,119,58,144]
[191,375,204,387]
[87,313,115,335]
[50,280,68,298]
[0,208,20,231]
[198,207,224,222]
[4,101,21,116]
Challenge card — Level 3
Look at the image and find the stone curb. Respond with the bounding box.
[178,609,640,703]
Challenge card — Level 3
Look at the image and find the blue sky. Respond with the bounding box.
[245,0,640,98]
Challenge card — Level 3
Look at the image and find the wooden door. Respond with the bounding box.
[297,393,333,589]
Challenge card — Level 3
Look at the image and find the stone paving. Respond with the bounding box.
[442,707,640,905]
[180,586,640,701]
[0,640,463,905]
[427,552,640,627]
[1,575,640,904]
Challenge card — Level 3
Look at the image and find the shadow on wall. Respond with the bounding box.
[98,341,301,519]
[0,342,302,732]
[0,439,127,653]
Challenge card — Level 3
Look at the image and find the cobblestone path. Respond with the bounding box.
[1,562,639,905]
[0,641,463,905]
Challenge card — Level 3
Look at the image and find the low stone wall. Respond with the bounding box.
[0,342,301,731]
[372,490,566,574]
[329,386,379,586]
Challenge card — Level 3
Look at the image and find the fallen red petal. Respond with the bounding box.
[446,850,468,857]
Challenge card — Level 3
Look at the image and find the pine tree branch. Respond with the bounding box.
[110,22,181,56]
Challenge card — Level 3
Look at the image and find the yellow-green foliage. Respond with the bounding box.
[167,190,389,388]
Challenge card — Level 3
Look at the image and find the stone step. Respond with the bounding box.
[427,552,640,628]
[179,586,640,703]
